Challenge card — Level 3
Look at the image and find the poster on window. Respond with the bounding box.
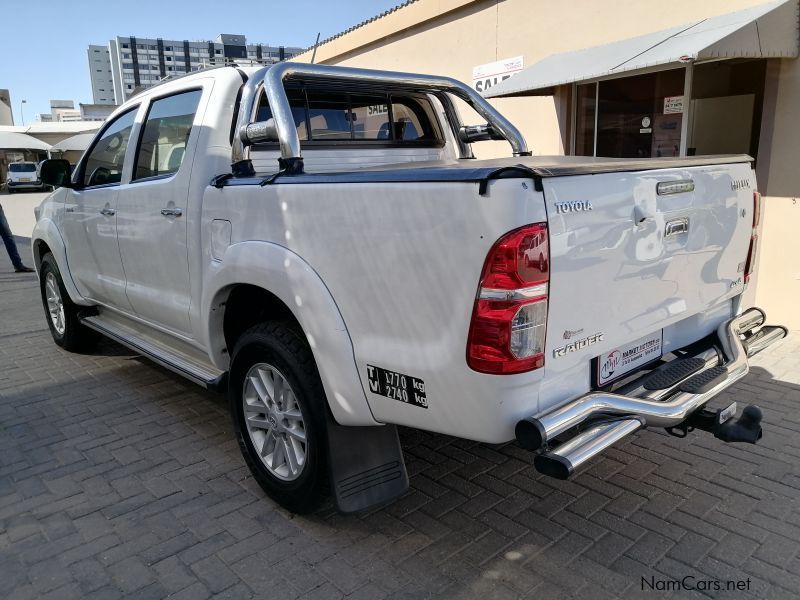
[651,113,682,157]
[472,56,524,93]
[664,95,684,114]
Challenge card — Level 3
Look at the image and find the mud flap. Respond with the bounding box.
[326,422,409,513]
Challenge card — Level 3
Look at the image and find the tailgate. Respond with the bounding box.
[538,161,755,410]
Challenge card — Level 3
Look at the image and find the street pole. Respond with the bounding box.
[20,99,26,126]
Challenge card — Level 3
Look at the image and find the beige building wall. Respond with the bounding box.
[295,0,799,328]
[752,56,800,329]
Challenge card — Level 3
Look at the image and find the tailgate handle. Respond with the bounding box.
[665,217,689,237]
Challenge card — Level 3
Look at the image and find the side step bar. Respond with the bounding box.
[81,314,228,391]
[518,308,787,479]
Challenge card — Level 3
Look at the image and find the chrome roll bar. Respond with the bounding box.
[231,62,529,167]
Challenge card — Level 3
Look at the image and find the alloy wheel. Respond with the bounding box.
[242,363,308,481]
[45,272,66,335]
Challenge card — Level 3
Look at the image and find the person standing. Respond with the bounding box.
[0,202,34,273]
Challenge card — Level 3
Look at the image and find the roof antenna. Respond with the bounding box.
[310,32,321,64]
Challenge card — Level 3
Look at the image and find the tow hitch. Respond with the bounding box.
[666,403,763,444]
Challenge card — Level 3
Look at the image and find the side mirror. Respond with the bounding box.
[239,118,279,145]
[39,159,73,188]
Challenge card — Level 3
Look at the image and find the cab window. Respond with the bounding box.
[255,88,309,141]
[82,108,137,187]
[133,89,202,181]
[255,87,442,145]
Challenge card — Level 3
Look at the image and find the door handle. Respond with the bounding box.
[100,207,115,216]
[160,208,183,217]
[665,217,689,237]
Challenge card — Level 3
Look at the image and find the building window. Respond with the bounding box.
[215,49,222,55]
[686,60,765,158]
[122,43,129,48]
[575,68,684,158]
[166,56,172,61]
[165,46,172,51]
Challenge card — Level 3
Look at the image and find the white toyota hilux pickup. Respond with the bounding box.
[33,63,787,513]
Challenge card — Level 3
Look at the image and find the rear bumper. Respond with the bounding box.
[516,307,787,479]
[7,180,44,190]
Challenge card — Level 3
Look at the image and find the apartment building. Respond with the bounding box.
[38,100,82,123]
[0,89,12,126]
[89,33,303,105]
[87,45,116,105]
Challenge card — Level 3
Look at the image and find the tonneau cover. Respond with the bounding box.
[228,154,753,188]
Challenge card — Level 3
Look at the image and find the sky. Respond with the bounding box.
[0,0,404,125]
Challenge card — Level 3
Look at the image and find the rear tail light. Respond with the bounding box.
[467,223,549,374]
[744,191,761,284]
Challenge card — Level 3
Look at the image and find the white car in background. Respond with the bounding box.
[6,161,46,193]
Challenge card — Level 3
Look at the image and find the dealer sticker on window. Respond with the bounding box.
[597,331,663,386]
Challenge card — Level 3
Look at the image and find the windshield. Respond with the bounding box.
[9,163,36,172]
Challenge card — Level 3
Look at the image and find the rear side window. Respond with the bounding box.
[255,87,442,145]
[82,108,137,187]
[133,89,202,181]
[9,163,36,172]
[390,97,439,141]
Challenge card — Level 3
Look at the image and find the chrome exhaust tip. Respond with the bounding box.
[743,325,788,357]
[734,306,765,336]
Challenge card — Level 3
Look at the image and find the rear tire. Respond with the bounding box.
[230,322,328,514]
[39,253,98,352]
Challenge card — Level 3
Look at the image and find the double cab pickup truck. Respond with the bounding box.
[33,62,787,513]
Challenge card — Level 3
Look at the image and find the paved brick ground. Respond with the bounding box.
[2,237,799,599]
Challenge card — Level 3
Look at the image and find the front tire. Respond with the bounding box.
[230,322,328,514]
[39,253,97,352]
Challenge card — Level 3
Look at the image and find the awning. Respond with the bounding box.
[484,0,799,98]
[50,133,95,152]
[0,131,51,151]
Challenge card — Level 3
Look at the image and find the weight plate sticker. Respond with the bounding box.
[367,365,428,409]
